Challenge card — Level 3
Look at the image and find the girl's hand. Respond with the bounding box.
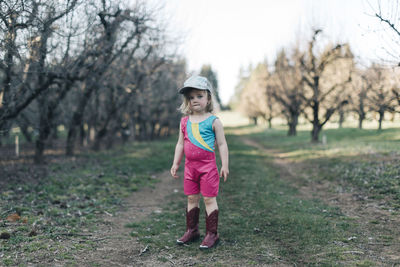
[220,166,229,182]
[170,164,179,179]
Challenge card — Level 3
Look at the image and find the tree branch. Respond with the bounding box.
[319,76,350,103]
[0,75,56,122]
[393,88,400,106]
[376,13,400,36]
[45,0,78,27]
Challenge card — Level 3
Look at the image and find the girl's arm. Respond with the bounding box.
[214,119,229,182]
[171,123,184,179]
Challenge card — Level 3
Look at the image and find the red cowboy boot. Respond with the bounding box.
[176,207,200,245]
[199,210,219,249]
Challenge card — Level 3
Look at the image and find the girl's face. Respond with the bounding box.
[187,89,209,114]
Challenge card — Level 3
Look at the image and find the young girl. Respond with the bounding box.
[170,75,229,249]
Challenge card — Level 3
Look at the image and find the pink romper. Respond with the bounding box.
[181,116,220,197]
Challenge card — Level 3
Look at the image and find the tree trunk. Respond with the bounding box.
[0,120,12,147]
[20,124,32,143]
[66,126,78,156]
[378,110,384,130]
[49,123,58,145]
[105,133,114,149]
[92,127,107,151]
[139,120,148,140]
[150,121,156,140]
[358,94,366,129]
[79,124,85,146]
[311,97,320,142]
[358,112,365,129]
[122,130,129,143]
[130,118,136,141]
[287,113,298,136]
[267,116,272,129]
[34,97,51,164]
[47,121,58,148]
[34,137,46,164]
[0,17,17,142]
[66,83,95,156]
[338,109,345,128]
[288,123,296,136]
[311,121,321,143]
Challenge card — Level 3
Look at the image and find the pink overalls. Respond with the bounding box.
[181,116,219,197]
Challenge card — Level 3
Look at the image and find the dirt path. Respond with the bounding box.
[66,170,182,267]
[241,137,400,264]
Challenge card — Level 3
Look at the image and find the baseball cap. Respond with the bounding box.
[178,75,213,94]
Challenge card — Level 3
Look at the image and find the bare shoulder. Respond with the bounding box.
[212,117,224,131]
[213,117,222,125]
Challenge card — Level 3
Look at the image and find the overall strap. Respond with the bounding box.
[203,115,217,129]
[181,116,189,134]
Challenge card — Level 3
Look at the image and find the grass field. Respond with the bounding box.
[1,115,400,265]
[0,138,176,266]
[246,126,400,205]
[126,125,400,266]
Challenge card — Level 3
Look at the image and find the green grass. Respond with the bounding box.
[2,124,400,265]
[0,137,176,266]
[246,126,400,155]
[127,132,377,265]
[246,126,400,205]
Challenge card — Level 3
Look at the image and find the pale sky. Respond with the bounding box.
[154,0,394,104]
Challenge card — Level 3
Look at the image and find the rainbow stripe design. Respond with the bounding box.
[187,116,217,152]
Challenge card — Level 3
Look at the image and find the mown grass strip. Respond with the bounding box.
[247,126,400,207]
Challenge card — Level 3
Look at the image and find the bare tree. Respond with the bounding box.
[0,0,185,163]
[348,69,370,129]
[270,48,305,136]
[365,64,397,130]
[298,30,353,142]
[0,0,78,148]
[371,1,400,113]
[239,63,277,126]
[65,2,162,156]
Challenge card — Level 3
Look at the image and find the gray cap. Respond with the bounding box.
[178,75,213,94]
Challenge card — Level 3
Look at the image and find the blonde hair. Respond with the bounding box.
[179,89,214,115]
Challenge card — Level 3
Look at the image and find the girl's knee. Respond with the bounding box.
[203,196,216,205]
[187,194,200,203]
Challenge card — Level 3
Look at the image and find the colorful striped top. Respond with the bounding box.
[181,115,218,160]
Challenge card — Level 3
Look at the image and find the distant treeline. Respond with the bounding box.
[232,30,400,142]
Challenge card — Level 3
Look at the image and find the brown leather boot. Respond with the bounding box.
[199,210,219,249]
[176,207,200,245]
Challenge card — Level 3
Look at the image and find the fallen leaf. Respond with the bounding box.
[6,213,20,222]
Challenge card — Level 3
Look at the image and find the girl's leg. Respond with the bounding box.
[187,194,201,210]
[177,194,201,245]
[200,196,219,249]
[203,197,218,215]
